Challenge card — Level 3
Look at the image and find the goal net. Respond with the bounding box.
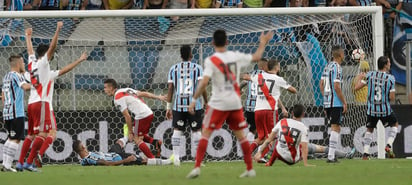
[0,7,383,163]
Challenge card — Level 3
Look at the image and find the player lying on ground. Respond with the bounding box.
[254,104,314,167]
[72,138,172,166]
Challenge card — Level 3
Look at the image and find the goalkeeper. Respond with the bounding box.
[72,138,172,166]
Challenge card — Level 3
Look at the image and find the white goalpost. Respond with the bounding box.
[0,7,385,163]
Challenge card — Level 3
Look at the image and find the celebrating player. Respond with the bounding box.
[1,55,31,172]
[186,29,273,178]
[103,79,165,160]
[166,45,207,166]
[254,104,313,167]
[354,56,399,159]
[72,139,172,166]
[319,45,347,163]
[248,59,297,159]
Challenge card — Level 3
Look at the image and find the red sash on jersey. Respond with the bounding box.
[115,91,146,103]
[258,73,276,110]
[210,56,240,96]
[280,119,297,163]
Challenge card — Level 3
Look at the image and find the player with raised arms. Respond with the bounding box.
[354,56,399,159]
[103,79,165,160]
[1,55,31,172]
[165,45,208,166]
[254,104,313,167]
[319,45,347,163]
[186,29,274,178]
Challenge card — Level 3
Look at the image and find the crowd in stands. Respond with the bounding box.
[0,0,406,10]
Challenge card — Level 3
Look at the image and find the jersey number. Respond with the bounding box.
[178,79,193,95]
[250,82,258,96]
[257,79,275,95]
[374,86,382,102]
[30,68,40,86]
[220,62,237,83]
[280,126,301,146]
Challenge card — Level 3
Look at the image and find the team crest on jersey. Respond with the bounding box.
[177,120,184,126]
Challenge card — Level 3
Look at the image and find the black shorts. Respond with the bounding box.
[123,154,144,166]
[244,111,256,132]
[172,110,203,131]
[325,107,343,125]
[366,113,398,128]
[4,117,25,140]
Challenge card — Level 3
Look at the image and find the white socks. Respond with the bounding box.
[328,131,339,160]
[172,130,183,160]
[363,131,373,154]
[386,126,398,148]
[2,140,19,169]
[147,158,172,165]
[191,131,201,157]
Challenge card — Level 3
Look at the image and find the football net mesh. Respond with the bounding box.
[0,9,379,163]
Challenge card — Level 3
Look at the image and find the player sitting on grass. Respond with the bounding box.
[72,139,172,166]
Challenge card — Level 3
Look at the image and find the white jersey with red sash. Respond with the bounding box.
[203,51,252,111]
[251,71,291,111]
[113,88,153,120]
[273,118,309,163]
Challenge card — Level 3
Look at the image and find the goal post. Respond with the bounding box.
[0,7,385,163]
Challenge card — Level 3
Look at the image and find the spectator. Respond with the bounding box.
[143,0,167,9]
[131,0,143,8]
[61,0,87,10]
[6,0,24,10]
[168,0,193,9]
[195,0,213,7]
[242,0,261,7]
[376,0,401,57]
[84,0,103,9]
[103,0,133,9]
[32,0,60,10]
[215,0,242,8]
[23,0,34,10]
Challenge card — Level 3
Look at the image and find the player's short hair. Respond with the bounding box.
[213,29,227,47]
[292,104,305,118]
[72,140,82,154]
[267,59,280,71]
[377,56,389,70]
[8,54,22,64]
[180,45,191,61]
[104,78,118,89]
[36,44,49,58]
[331,45,343,59]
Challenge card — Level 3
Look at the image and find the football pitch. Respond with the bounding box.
[1,159,411,185]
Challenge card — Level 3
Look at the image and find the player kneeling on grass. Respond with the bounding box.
[254,104,314,167]
[72,139,172,166]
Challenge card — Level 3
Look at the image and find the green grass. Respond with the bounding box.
[1,159,412,185]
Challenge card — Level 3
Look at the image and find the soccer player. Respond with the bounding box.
[1,55,31,172]
[18,26,89,171]
[186,29,274,178]
[166,45,207,166]
[72,139,173,166]
[242,59,268,141]
[254,104,314,167]
[103,79,165,160]
[248,59,297,158]
[354,56,399,159]
[18,23,63,171]
[319,45,347,163]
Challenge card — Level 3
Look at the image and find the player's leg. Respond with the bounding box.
[134,114,155,158]
[260,110,275,158]
[326,108,342,163]
[1,118,24,172]
[385,113,399,158]
[363,116,377,160]
[244,111,256,143]
[189,110,203,162]
[266,145,280,166]
[171,110,185,166]
[228,109,254,178]
[187,107,226,179]
[17,104,36,170]
[38,111,58,160]
[250,110,265,153]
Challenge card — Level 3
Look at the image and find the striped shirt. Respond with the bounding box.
[362,71,395,117]
[321,61,343,108]
[217,0,242,7]
[40,0,59,8]
[66,0,82,10]
[357,0,372,6]
[168,61,203,112]
[244,69,261,112]
[2,71,27,120]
